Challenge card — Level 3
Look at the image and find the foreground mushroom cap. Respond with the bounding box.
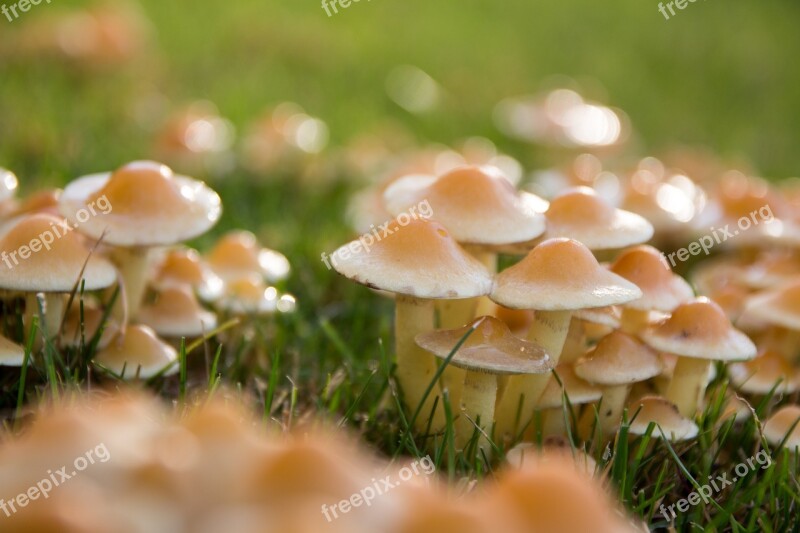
[544,187,654,250]
[0,214,116,292]
[640,297,756,361]
[609,245,694,312]
[332,218,492,299]
[94,325,178,379]
[573,305,622,329]
[383,165,546,247]
[627,396,699,441]
[491,238,642,310]
[574,331,663,386]
[763,405,800,450]
[415,316,552,375]
[138,285,218,338]
[206,230,290,283]
[742,279,800,331]
[59,160,222,247]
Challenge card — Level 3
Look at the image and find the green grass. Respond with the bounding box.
[1,0,799,530]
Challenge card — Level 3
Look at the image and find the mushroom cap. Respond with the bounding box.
[138,285,218,338]
[728,350,800,395]
[0,214,117,292]
[574,331,663,386]
[640,297,757,361]
[609,245,694,312]
[332,218,492,299]
[383,165,547,247]
[763,405,800,449]
[545,187,654,250]
[0,334,25,366]
[490,238,642,311]
[218,275,295,315]
[60,305,120,350]
[415,316,553,375]
[59,161,222,247]
[94,325,178,379]
[153,248,224,300]
[537,364,603,409]
[573,305,621,328]
[0,168,19,202]
[492,304,535,337]
[738,252,800,290]
[742,279,800,331]
[627,396,699,441]
[206,230,290,283]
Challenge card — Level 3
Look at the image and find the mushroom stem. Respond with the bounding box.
[620,308,649,335]
[43,294,65,339]
[494,310,572,439]
[436,299,475,412]
[666,357,710,417]
[541,407,567,437]
[559,319,586,364]
[465,246,497,317]
[110,247,152,320]
[598,384,631,434]
[456,370,496,455]
[395,295,445,431]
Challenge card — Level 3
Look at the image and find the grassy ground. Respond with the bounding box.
[1,0,799,531]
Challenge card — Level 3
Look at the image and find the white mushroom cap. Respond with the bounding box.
[574,331,663,386]
[609,245,694,312]
[742,279,800,331]
[59,161,222,247]
[763,405,800,450]
[138,285,218,338]
[207,230,290,283]
[728,349,800,395]
[0,334,25,366]
[0,168,19,203]
[94,325,178,379]
[627,396,699,441]
[537,364,603,409]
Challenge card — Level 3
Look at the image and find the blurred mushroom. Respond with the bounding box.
[0,168,19,217]
[535,364,602,438]
[94,325,178,379]
[0,334,25,367]
[138,285,218,339]
[727,349,800,395]
[152,247,224,301]
[763,405,800,452]
[740,279,800,361]
[627,396,699,441]
[207,230,290,284]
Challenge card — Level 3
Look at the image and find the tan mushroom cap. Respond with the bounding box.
[573,305,621,328]
[537,364,602,409]
[154,248,224,300]
[574,331,663,386]
[505,441,597,476]
[738,252,800,289]
[0,334,25,366]
[627,396,699,441]
[0,214,116,292]
[218,275,295,314]
[609,245,694,312]
[742,279,800,331]
[383,165,547,247]
[138,285,218,338]
[491,238,642,310]
[763,405,800,449]
[59,160,222,247]
[640,297,757,361]
[0,168,19,203]
[333,218,492,299]
[415,316,553,375]
[545,187,654,250]
[60,304,120,350]
[207,230,290,282]
[94,325,178,379]
[728,350,800,395]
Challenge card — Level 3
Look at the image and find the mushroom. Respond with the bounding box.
[544,186,654,250]
[0,334,25,366]
[489,238,641,439]
[206,230,290,283]
[415,316,553,453]
[627,396,699,441]
[560,306,622,365]
[331,218,492,430]
[152,247,224,301]
[0,168,19,217]
[138,285,218,338]
[741,279,800,362]
[94,325,178,379]
[217,275,296,316]
[640,297,757,416]
[763,405,800,452]
[737,251,800,290]
[609,245,694,334]
[535,364,602,438]
[0,214,116,339]
[59,160,222,318]
[574,331,663,434]
[60,297,120,350]
[728,348,800,395]
[505,441,597,475]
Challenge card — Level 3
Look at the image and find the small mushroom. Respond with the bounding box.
[207,230,290,283]
[609,245,694,334]
[94,325,178,379]
[535,364,602,438]
[544,186,654,250]
[332,218,492,431]
[641,297,756,416]
[152,247,224,301]
[728,349,800,395]
[741,279,800,361]
[138,285,218,338]
[415,316,553,453]
[490,238,641,439]
[60,298,120,350]
[59,161,222,318]
[0,214,116,339]
[627,396,699,441]
[574,331,663,434]
[0,334,25,366]
[0,168,19,216]
[217,275,295,316]
[763,405,800,452]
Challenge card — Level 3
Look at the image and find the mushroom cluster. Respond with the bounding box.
[333,162,780,455]
[0,391,641,533]
[0,162,295,380]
